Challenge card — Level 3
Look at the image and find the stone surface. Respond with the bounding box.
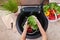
[0,15,60,40]
[0,7,60,40]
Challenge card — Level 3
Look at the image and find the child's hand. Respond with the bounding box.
[33,16,42,27]
[21,21,29,40]
[24,21,29,31]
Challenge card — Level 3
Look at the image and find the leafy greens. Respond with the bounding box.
[28,15,38,30]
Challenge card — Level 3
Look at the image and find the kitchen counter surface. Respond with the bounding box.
[0,7,60,40]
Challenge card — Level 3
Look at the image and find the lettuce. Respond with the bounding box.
[28,15,38,30]
[49,2,57,9]
[43,4,49,12]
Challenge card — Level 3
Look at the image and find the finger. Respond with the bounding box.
[32,16,38,22]
[32,15,40,24]
[32,15,37,20]
[32,15,37,19]
[25,20,28,24]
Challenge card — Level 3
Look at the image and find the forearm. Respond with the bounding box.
[37,23,46,35]
[42,35,47,40]
[33,16,47,40]
[21,29,27,40]
[37,22,47,40]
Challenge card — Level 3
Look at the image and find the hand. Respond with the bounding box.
[23,21,29,31]
[33,16,42,27]
[21,21,29,40]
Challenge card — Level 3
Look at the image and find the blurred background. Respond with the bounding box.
[0,0,49,6]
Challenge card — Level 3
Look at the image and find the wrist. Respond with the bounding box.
[24,28,27,32]
[24,25,29,31]
[22,29,27,35]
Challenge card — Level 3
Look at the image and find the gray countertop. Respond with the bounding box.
[0,7,60,40]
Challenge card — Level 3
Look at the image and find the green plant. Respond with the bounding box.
[28,15,38,30]
[3,0,18,13]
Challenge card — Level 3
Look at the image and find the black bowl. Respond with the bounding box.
[16,11,48,39]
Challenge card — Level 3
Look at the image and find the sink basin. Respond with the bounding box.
[16,7,48,39]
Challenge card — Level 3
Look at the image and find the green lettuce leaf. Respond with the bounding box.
[28,15,38,30]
